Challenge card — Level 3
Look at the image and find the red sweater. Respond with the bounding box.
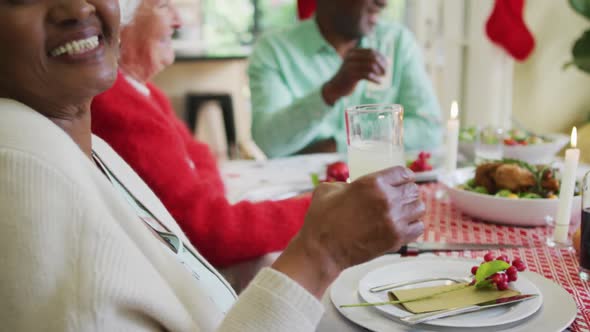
[91,73,310,267]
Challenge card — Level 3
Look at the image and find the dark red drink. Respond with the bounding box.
[580,208,590,277]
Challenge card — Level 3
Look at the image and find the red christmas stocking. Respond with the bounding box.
[297,0,316,20]
[485,0,535,61]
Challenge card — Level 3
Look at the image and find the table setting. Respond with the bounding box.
[220,101,590,331]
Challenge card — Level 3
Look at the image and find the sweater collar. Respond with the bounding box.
[123,74,151,97]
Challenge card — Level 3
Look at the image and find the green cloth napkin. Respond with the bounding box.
[388,283,520,314]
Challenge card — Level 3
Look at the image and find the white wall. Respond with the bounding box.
[462,0,515,129]
[512,0,590,134]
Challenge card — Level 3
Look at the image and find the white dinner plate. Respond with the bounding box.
[327,255,577,332]
[357,258,542,328]
[440,167,581,227]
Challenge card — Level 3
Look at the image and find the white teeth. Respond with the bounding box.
[50,36,100,57]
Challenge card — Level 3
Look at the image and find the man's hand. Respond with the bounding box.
[322,48,387,105]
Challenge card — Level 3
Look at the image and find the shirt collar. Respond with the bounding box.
[302,18,371,55]
[301,18,333,55]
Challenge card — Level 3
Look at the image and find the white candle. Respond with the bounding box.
[554,127,580,243]
[445,101,460,173]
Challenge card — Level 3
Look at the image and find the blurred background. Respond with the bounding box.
[152,0,590,161]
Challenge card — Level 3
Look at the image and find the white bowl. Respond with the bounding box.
[459,133,570,164]
[440,168,581,227]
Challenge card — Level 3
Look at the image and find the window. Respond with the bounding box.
[175,0,407,57]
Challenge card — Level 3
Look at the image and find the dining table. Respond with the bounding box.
[220,154,590,332]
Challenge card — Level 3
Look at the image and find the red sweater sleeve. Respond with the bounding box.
[91,73,310,267]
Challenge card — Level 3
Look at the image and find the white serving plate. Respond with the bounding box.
[440,167,581,227]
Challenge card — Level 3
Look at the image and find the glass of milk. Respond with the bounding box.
[345,104,405,181]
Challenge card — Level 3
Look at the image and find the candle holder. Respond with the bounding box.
[545,216,574,250]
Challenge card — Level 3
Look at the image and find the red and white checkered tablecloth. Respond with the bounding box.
[420,183,590,332]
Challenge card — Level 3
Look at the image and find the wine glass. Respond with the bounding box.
[580,171,590,280]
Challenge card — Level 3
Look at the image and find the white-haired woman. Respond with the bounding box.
[90,0,314,280]
[0,0,424,331]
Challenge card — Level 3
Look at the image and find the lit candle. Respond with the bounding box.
[554,127,580,243]
[445,101,460,173]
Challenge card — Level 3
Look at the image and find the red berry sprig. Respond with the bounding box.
[470,252,527,290]
[408,151,433,173]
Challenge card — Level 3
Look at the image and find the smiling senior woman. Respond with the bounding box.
[0,0,425,331]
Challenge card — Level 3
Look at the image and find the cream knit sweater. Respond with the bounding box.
[0,98,324,331]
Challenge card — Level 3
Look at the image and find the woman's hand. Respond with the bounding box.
[272,166,425,298]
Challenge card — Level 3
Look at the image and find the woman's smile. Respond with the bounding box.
[47,21,109,63]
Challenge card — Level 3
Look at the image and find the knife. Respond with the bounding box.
[393,242,530,255]
[400,294,539,325]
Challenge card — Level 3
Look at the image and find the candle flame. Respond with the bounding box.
[450,101,459,120]
[571,127,577,148]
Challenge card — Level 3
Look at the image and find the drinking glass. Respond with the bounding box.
[365,59,393,98]
[474,126,504,164]
[345,104,404,181]
[364,37,394,100]
[580,171,590,280]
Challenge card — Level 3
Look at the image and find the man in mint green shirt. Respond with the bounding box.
[248,0,442,158]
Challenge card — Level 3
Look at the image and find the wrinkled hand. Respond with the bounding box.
[272,166,425,298]
[297,166,425,272]
[322,48,387,105]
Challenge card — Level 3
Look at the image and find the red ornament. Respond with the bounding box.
[297,0,316,20]
[326,161,349,182]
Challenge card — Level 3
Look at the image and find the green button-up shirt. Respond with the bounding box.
[248,18,442,158]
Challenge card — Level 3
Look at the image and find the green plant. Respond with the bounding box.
[566,0,590,73]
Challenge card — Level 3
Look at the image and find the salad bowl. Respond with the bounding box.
[459,131,569,165]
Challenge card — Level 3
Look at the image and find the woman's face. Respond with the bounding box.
[120,0,181,81]
[0,0,120,114]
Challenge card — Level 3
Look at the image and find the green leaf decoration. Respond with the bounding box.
[474,260,510,288]
[476,279,494,289]
[310,173,320,187]
[570,0,590,20]
[572,29,590,74]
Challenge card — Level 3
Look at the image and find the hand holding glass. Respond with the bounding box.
[346,104,405,181]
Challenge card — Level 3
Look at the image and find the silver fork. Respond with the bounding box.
[369,276,471,293]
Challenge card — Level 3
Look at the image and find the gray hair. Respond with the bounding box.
[119,0,141,25]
